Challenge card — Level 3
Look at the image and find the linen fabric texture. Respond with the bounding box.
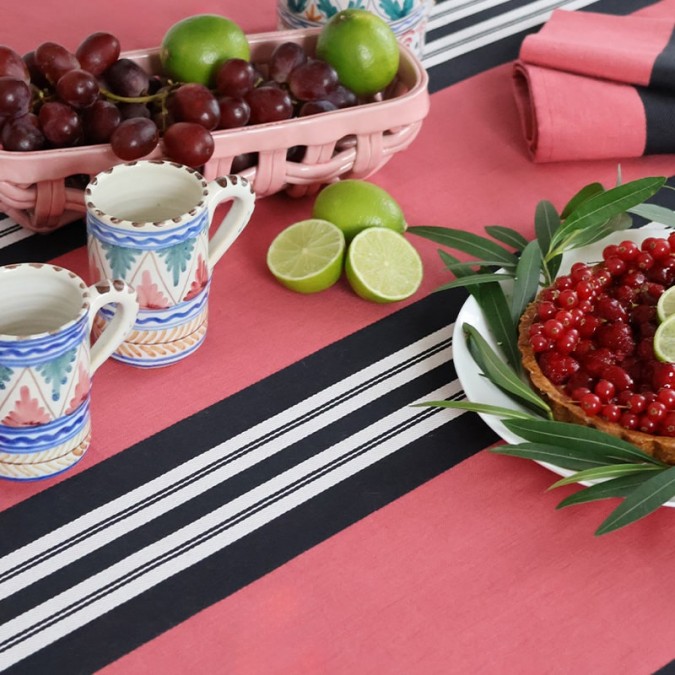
[513,9,675,162]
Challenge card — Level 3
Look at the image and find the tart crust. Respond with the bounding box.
[518,300,675,465]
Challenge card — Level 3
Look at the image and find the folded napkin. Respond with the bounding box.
[512,9,675,162]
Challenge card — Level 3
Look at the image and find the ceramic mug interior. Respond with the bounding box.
[88,162,205,223]
[0,265,86,337]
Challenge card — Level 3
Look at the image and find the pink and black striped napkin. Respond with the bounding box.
[513,9,675,162]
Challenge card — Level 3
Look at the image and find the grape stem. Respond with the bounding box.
[98,85,175,106]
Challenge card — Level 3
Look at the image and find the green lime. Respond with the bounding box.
[312,179,406,242]
[654,313,675,362]
[316,9,399,97]
[160,14,250,86]
[657,286,675,323]
[345,227,423,303]
[267,219,346,294]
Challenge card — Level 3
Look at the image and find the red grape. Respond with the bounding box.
[325,84,358,108]
[104,58,149,97]
[1,113,44,151]
[38,101,83,146]
[56,69,99,108]
[23,51,50,89]
[162,122,214,167]
[216,95,250,129]
[118,102,151,120]
[215,59,257,98]
[168,83,219,130]
[0,46,30,83]
[298,100,337,116]
[0,77,31,118]
[109,117,158,160]
[245,86,293,125]
[269,42,306,84]
[34,42,79,85]
[288,60,339,101]
[76,32,121,77]
[82,99,121,143]
[230,152,257,172]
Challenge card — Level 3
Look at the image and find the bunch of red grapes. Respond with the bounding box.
[0,33,360,168]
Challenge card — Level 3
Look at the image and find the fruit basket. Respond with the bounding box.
[0,27,429,233]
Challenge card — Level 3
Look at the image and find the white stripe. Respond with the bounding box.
[0,219,30,247]
[427,0,513,32]
[0,325,454,600]
[0,382,463,669]
[422,0,597,68]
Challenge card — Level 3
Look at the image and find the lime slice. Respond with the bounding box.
[266,219,345,294]
[654,313,675,362]
[657,286,675,323]
[345,227,423,303]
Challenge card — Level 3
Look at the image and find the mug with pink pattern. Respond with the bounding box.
[86,160,255,368]
[0,263,138,480]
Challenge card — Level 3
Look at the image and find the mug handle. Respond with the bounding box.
[87,280,139,374]
[205,175,256,268]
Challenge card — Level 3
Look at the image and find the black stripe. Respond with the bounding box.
[0,219,85,266]
[426,0,663,93]
[6,386,491,674]
[636,87,675,155]
[650,26,675,91]
[426,0,546,44]
[0,362,454,624]
[0,289,465,559]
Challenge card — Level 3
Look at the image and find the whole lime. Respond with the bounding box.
[160,14,250,86]
[311,179,406,241]
[316,9,399,97]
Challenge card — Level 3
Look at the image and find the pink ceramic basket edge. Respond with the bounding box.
[0,27,430,233]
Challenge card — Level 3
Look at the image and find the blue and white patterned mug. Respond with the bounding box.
[86,161,256,368]
[0,263,138,480]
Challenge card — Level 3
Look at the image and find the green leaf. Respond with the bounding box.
[509,240,541,324]
[471,283,521,371]
[503,418,665,466]
[558,212,632,254]
[484,225,529,251]
[492,442,610,471]
[463,324,551,414]
[534,200,560,256]
[550,177,666,251]
[415,400,535,420]
[556,473,656,508]
[440,258,517,274]
[560,181,604,219]
[595,464,675,535]
[549,463,663,488]
[435,272,515,292]
[628,203,675,227]
[408,226,519,266]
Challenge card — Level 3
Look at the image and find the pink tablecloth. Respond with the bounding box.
[4,0,675,673]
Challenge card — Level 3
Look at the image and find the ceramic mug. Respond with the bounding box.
[0,263,138,481]
[86,160,256,368]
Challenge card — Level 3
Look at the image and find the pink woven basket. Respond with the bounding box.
[0,28,429,233]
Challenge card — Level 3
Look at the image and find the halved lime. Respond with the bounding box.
[654,313,675,362]
[657,286,675,323]
[266,219,345,294]
[345,227,423,303]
